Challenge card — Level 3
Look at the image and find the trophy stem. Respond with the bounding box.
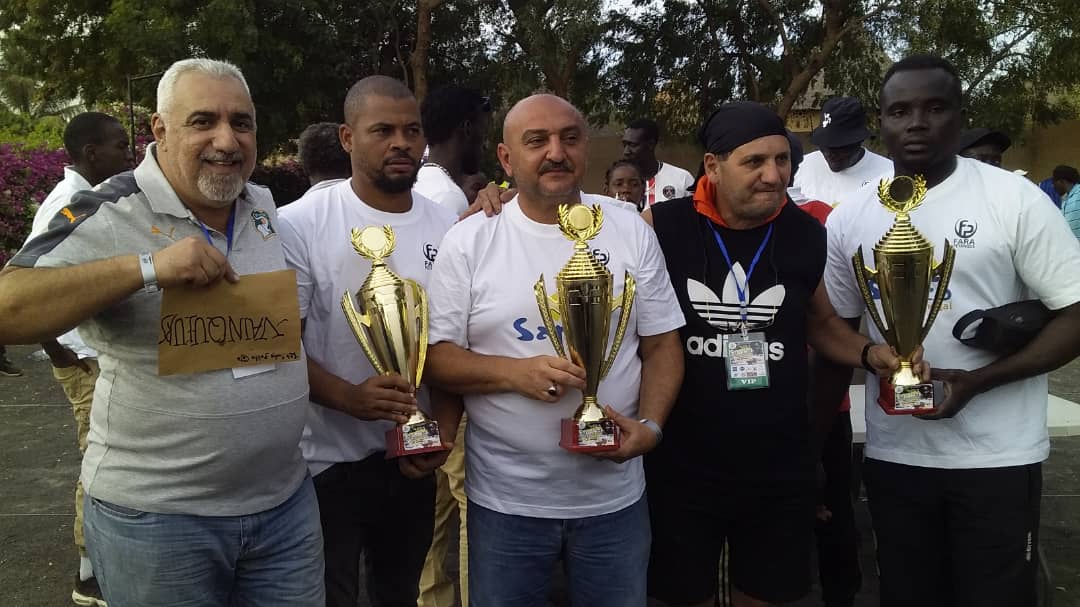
[890,362,920,387]
[573,396,606,422]
[405,409,431,425]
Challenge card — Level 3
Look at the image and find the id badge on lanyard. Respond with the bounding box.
[726,332,770,390]
[708,221,774,391]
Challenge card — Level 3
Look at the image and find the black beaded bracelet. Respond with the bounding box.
[860,342,875,373]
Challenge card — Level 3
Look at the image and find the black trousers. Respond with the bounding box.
[816,410,862,606]
[864,458,1042,607]
[313,454,436,607]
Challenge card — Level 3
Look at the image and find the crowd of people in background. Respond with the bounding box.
[1,50,1080,607]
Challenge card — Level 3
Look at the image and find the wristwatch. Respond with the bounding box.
[638,418,663,445]
[139,252,160,293]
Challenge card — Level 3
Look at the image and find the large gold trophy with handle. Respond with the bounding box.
[342,225,445,458]
[535,204,636,452]
[852,175,955,414]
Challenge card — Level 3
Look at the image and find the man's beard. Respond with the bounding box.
[373,168,418,194]
[197,173,245,204]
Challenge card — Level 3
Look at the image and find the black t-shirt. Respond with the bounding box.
[648,197,826,495]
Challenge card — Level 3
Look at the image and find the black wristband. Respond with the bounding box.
[860,342,875,373]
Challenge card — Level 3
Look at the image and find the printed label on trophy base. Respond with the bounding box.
[385,419,446,459]
[877,376,936,415]
[560,418,620,453]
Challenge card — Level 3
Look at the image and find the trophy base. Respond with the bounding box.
[559,417,620,453]
[385,419,446,459]
[877,376,937,415]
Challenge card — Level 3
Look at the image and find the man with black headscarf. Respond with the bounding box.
[641,101,919,607]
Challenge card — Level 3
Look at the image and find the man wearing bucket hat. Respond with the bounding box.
[794,96,892,207]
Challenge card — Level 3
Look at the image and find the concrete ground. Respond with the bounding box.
[2,344,1080,607]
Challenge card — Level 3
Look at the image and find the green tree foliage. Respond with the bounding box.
[888,0,1080,137]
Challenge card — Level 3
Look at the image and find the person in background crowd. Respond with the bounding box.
[461,172,489,206]
[491,167,510,189]
[279,75,455,607]
[1055,165,1080,239]
[0,346,19,377]
[957,127,1011,168]
[788,129,862,607]
[297,122,351,194]
[603,159,646,209]
[623,118,696,206]
[23,110,133,607]
[1040,176,1062,207]
[825,54,1080,607]
[415,85,492,218]
[0,57,324,607]
[642,100,906,607]
[794,96,892,207]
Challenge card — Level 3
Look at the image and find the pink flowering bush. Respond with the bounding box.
[0,144,68,266]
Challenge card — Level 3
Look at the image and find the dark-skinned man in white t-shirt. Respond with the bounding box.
[823,54,1080,607]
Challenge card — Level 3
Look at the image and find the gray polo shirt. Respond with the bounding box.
[10,144,309,516]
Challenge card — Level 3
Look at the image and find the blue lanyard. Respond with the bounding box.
[197,206,236,256]
[708,221,773,334]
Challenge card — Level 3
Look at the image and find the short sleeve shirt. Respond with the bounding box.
[426,194,685,518]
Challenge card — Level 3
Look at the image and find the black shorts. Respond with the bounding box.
[864,458,1042,607]
[646,479,814,605]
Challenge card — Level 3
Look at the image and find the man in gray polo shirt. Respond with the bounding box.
[0,58,322,607]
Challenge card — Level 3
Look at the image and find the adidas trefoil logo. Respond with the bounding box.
[687,263,785,333]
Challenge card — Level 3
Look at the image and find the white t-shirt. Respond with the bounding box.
[26,166,98,359]
[427,194,685,518]
[825,157,1080,469]
[645,161,696,207]
[278,180,457,474]
[415,165,468,217]
[795,149,892,206]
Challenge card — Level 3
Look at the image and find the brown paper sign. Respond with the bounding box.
[157,269,302,376]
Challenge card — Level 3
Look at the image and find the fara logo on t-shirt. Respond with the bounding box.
[684,265,787,360]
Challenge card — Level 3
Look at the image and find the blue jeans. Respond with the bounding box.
[83,475,324,607]
[468,496,650,607]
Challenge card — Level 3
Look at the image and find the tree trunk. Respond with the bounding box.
[409,0,442,100]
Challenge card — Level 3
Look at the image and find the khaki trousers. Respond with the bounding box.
[417,415,468,607]
[52,359,99,556]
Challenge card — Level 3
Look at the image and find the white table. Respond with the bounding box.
[848,385,1080,444]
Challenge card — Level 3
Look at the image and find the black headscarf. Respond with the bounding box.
[698,101,787,155]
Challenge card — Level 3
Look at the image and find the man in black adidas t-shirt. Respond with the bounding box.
[641,101,920,607]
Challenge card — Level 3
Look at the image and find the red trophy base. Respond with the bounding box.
[385,419,446,459]
[559,417,620,453]
[877,376,937,415]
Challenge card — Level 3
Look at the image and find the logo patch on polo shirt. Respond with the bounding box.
[251,210,276,240]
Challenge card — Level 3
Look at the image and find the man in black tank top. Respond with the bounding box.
[640,102,923,607]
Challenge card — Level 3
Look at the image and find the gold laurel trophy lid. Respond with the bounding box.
[341,225,443,456]
[534,203,637,452]
[850,175,956,414]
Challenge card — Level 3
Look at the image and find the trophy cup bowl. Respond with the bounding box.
[341,226,445,457]
[535,204,636,452]
[852,176,955,414]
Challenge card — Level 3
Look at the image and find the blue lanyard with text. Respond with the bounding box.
[197,206,236,256]
[708,221,773,336]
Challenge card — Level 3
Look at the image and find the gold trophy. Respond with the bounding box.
[852,175,955,414]
[342,225,445,458]
[535,204,636,452]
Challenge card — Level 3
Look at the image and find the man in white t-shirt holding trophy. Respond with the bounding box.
[824,55,1080,607]
[794,96,892,207]
[278,75,458,607]
[623,118,696,210]
[425,94,685,606]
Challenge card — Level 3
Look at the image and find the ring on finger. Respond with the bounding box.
[546,385,558,397]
